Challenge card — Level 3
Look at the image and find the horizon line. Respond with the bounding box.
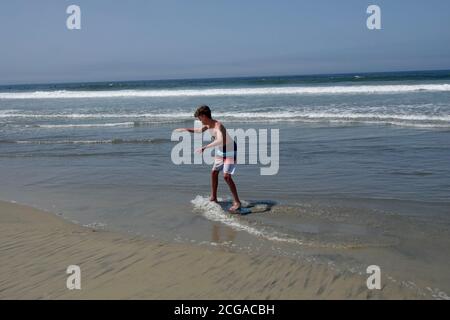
[1,68,450,88]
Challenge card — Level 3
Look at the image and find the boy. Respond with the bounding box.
[176,105,241,212]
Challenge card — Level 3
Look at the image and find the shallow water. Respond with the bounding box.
[1,71,450,298]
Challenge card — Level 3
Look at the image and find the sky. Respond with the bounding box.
[1,0,450,85]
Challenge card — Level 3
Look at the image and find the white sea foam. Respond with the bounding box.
[1,138,166,144]
[2,111,449,121]
[83,222,107,229]
[34,122,135,128]
[3,110,449,129]
[0,113,188,119]
[216,111,450,123]
[191,195,307,246]
[0,112,196,121]
[1,83,450,99]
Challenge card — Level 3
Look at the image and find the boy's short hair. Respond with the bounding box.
[194,105,212,119]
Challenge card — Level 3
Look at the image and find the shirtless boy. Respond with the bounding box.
[176,105,241,212]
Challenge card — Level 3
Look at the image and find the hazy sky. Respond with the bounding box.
[1,0,450,84]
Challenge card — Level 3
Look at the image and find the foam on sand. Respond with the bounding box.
[189,195,351,248]
[191,195,304,244]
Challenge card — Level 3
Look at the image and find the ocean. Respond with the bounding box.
[1,70,450,298]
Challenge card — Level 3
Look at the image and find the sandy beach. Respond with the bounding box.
[0,200,425,299]
[1,0,449,303]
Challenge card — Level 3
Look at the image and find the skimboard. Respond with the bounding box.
[227,203,272,215]
[229,207,252,215]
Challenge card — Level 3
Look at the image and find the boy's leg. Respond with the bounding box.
[210,170,219,202]
[223,173,241,210]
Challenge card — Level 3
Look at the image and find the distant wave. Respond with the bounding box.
[0,112,192,119]
[20,120,189,129]
[3,108,450,129]
[3,113,449,129]
[218,111,450,122]
[1,83,450,99]
[32,122,135,128]
[220,112,450,128]
[0,138,170,145]
[2,111,450,122]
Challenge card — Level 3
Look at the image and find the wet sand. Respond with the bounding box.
[0,200,422,299]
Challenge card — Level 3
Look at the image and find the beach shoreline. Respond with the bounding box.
[0,199,426,299]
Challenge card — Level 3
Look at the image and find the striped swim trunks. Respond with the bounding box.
[212,141,237,175]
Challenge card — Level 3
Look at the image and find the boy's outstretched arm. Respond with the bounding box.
[175,126,208,133]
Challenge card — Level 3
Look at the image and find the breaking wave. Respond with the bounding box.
[1,83,450,99]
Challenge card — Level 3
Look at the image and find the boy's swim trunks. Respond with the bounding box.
[212,141,237,174]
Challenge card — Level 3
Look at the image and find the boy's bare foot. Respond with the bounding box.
[209,196,218,203]
[228,202,241,213]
